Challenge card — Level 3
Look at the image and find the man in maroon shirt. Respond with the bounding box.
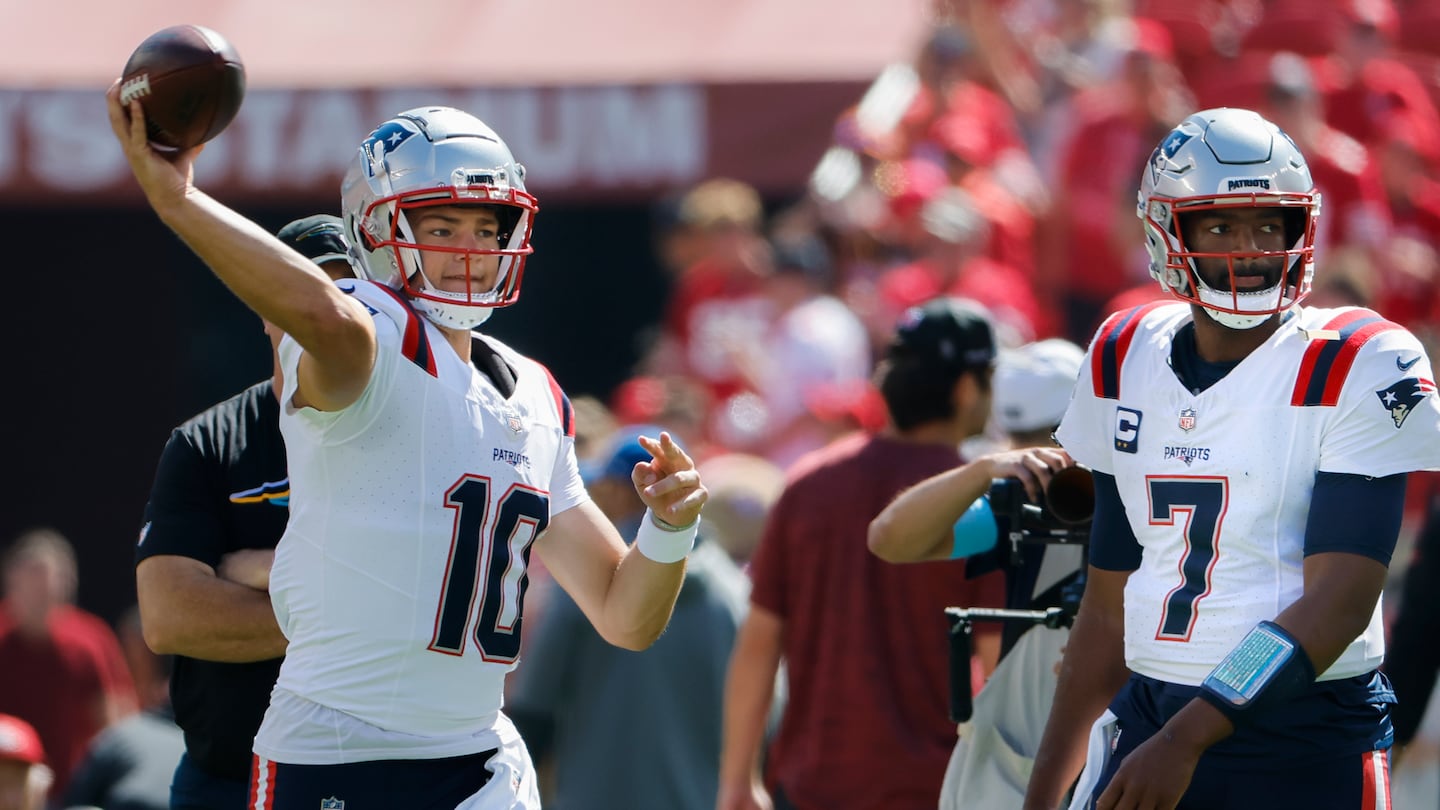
[718,297,1008,810]
[0,529,136,803]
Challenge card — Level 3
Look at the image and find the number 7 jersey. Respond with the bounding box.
[259,280,588,757]
[1056,302,1440,686]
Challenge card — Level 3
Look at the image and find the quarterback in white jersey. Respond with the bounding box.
[108,94,708,810]
[1026,108,1440,810]
[255,278,589,760]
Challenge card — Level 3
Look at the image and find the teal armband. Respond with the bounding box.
[1198,621,1316,724]
[950,496,999,559]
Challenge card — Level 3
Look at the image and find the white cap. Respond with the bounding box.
[992,338,1085,433]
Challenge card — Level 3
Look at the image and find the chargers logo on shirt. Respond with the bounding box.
[229,479,291,507]
[1376,378,1436,428]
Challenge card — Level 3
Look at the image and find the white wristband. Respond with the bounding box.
[635,508,699,564]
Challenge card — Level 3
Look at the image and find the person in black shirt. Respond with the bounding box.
[133,215,353,810]
[1384,484,1440,775]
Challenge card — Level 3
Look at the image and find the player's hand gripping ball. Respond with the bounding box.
[119,24,245,151]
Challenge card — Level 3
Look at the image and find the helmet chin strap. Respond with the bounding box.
[1192,274,1286,330]
[414,297,494,330]
[1199,302,1275,330]
[406,267,502,331]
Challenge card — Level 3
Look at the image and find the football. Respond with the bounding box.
[119,25,245,151]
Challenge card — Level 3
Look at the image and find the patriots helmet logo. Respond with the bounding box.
[360,121,419,177]
[1160,128,1193,158]
[1376,377,1436,428]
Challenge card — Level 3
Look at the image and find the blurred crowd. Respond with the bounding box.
[626,0,1440,477]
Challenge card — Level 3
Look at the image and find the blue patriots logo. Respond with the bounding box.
[360,122,418,177]
[1150,129,1193,183]
[1376,377,1436,428]
[1160,128,1192,159]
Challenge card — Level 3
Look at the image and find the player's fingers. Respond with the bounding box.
[127,100,149,149]
[631,461,657,488]
[1095,776,1123,810]
[661,486,708,520]
[104,82,136,141]
[643,468,701,498]
[637,432,695,472]
[657,431,694,467]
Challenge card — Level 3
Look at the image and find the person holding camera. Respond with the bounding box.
[867,338,1087,810]
[718,297,1008,810]
[1026,108,1440,810]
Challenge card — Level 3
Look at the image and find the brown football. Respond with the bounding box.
[119,25,245,151]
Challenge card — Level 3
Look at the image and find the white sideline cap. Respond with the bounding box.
[993,338,1085,434]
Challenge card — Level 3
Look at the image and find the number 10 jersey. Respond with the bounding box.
[256,280,587,763]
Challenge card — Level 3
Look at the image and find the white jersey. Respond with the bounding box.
[255,280,587,763]
[1056,302,1440,686]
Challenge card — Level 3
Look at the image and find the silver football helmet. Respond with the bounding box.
[1137,107,1321,329]
[342,106,538,330]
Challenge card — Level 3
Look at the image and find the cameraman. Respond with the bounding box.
[868,338,1085,810]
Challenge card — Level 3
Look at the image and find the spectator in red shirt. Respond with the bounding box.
[1259,50,1393,253]
[878,186,1047,348]
[1321,0,1440,150]
[718,297,1008,810]
[0,529,136,803]
[647,178,774,405]
[1371,110,1440,331]
[1040,18,1194,341]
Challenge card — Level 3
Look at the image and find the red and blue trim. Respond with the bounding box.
[372,285,439,377]
[538,363,574,438]
[1092,302,1171,400]
[1291,309,1400,407]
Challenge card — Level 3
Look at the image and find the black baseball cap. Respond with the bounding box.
[277,215,350,265]
[888,297,997,375]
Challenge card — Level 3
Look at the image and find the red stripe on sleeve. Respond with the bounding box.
[1090,310,1129,397]
[538,364,574,438]
[1091,302,1170,397]
[1291,309,1375,406]
[1320,321,1401,406]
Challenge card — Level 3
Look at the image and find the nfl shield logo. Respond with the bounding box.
[1178,408,1196,432]
[321,799,345,810]
[503,407,524,434]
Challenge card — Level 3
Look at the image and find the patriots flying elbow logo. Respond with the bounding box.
[1161,129,1192,158]
[360,121,418,176]
[1376,377,1436,428]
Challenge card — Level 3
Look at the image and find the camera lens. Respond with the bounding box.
[1045,466,1094,526]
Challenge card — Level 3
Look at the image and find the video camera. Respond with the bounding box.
[946,465,1094,723]
[986,463,1094,554]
